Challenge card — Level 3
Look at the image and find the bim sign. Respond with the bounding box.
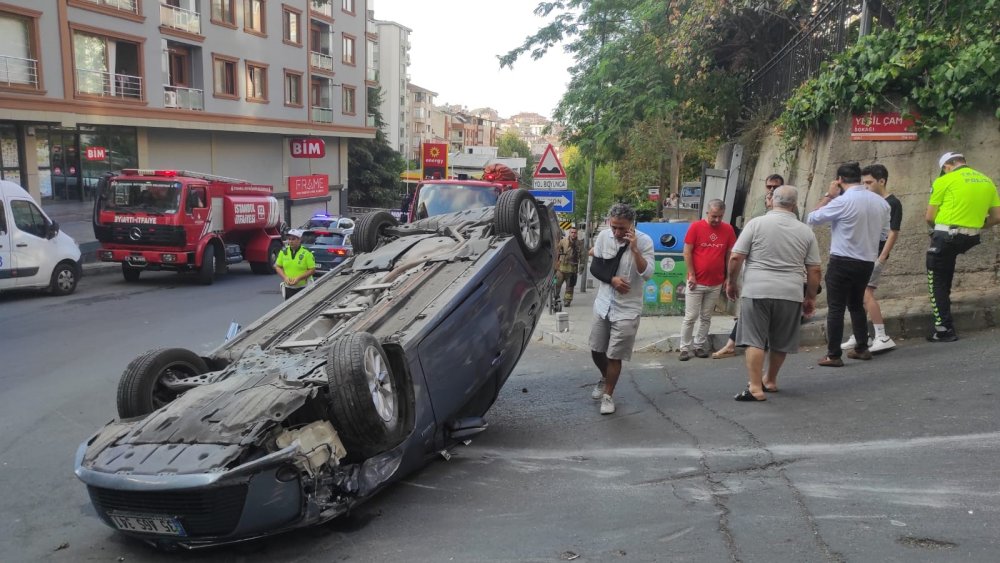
[289,138,326,158]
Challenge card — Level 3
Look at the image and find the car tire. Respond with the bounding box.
[353,211,398,254]
[495,189,542,256]
[117,348,209,418]
[49,261,78,295]
[198,244,216,285]
[326,332,401,456]
[250,240,282,275]
[122,262,141,282]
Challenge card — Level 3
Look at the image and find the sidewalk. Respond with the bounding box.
[537,283,1000,353]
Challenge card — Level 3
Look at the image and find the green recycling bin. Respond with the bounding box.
[642,252,687,316]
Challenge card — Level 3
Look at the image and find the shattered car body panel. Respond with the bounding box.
[75,196,560,548]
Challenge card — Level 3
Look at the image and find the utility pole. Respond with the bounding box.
[579,158,596,293]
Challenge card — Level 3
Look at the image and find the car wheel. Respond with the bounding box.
[117,348,209,418]
[495,189,542,255]
[198,244,216,285]
[353,211,398,254]
[250,240,282,275]
[326,333,401,455]
[49,262,78,295]
[122,262,141,282]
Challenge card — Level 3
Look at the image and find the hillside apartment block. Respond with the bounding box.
[0,0,376,225]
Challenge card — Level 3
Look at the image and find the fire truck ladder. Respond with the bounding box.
[122,169,250,184]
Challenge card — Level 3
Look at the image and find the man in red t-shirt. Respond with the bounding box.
[679,200,737,360]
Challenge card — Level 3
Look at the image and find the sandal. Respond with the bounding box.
[712,349,736,359]
[734,388,766,402]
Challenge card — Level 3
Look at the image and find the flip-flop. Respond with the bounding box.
[762,385,778,393]
[712,349,736,359]
[734,388,766,402]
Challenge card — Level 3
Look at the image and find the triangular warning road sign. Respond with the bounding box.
[533,144,566,178]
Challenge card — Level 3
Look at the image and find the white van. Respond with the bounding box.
[0,180,82,295]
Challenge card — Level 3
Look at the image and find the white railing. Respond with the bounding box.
[366,20,377,35]
[0,55,38,88]
[366,67,378,81]
[311,0,332,17]
[80,0,139,14]
[311,106,333,123]
[160,3,201,34]
[310,51,334,72]
[164,85,204,110]
[366,114,376,127]
[76,68,143,98]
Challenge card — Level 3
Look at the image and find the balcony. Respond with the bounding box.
[366,67,378,81]
[312,106,333,123]
[0,55,39,88]
[163,85,204,110]
[310,51,334,72]
[366,20,377,35]
[80,0,139,14]
[160,3,201,34]
[366,114,376,127]
[311,0,332,18]
[75,68,143,99]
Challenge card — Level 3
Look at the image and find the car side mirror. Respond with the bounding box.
[46,220,60,239]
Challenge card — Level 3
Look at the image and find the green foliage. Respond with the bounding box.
[779,1,1000,144]
[496,130,536,185]
[562,145,619,226]
[348,87,405,207]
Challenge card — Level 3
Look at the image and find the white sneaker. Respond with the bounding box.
[591,379,606,400]
[841,334,873,349]
[869,336,896,352]
[600,393,616,415]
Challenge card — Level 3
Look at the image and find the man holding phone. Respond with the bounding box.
[678,200,736,361]
[588,203,654,414]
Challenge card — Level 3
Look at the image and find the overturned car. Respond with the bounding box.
[74,190,560,549]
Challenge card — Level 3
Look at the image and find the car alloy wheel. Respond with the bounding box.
[518,197,542,252]
[364,345,395,422]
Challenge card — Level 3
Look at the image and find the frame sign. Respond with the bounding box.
[529,189,574,213]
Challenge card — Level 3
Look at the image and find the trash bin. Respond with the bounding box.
[637,222,691,316]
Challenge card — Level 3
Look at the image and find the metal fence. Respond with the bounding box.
[742,0,940,116]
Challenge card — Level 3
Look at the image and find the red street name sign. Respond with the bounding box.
[289,138,326,158]
[85,146,107,161]
[851,112,918,141]
[288,174,329,200]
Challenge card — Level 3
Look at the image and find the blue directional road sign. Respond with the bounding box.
[530,190,574,213]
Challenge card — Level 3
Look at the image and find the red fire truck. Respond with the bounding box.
[93,169,284,284]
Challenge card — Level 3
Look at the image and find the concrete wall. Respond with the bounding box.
[746,109,1000,302]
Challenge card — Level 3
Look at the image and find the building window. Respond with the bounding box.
[246,61,267,101]
[342,85,355,115]
[284,69,302,106]
[0,8,42,91]
[342,34,355,65]
[341,0,354,13]
[282,6,300,45]
[244,0,265,35]
[71,29,143,99]
[212,54,239,98]
[211,0,236,26]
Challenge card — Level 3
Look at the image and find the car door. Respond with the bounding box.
[0,200,14,290]
[9,198,53,288]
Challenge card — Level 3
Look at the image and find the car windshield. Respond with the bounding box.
[101,180,182,214]
[414,184,499,219]
[302,231,345,246]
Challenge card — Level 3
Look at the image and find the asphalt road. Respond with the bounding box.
[1,269,999,562]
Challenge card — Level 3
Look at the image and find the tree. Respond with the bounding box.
[348,86,405,207]
[496,130,536,185]
[562,145,618,228]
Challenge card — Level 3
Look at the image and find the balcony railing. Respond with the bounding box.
[366,67,378,81]
[366,114,376,127]
[366,20,377,35]
[311,0,332,17]
[163,85,204,110]
[311,106,333,123]
[310,51,334,72]
[80,0,139,14]
[0,55,39,88]
[75,68,143,99]
[160,3,201,34]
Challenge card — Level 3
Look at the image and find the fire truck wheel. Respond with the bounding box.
[122,263,141,282]
[495,189,542,256]
[198,245,216,285]
[49,262,79,295]
[325,332,402,457]
[250,240,282,275]
[117,348,209,418]
[353,211,399,254]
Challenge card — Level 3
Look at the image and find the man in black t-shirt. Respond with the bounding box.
[843,164,902,353]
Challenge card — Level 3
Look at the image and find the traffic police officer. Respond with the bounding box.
[924,152,1000,341]
[275,228,316,300]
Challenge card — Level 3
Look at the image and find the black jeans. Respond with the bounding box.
[825,255,874,358]
[926,231,981,330]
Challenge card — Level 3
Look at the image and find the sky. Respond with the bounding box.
[370,0,575,120]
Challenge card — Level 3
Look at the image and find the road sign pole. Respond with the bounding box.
[580,158,596,294]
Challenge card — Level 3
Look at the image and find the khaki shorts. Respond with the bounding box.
[589,313,640,361]
[736,297,803,354]
[867,259,885,288]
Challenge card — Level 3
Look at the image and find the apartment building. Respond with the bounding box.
[0,0,374,224]
[370,15,408,156]
[405,82,437,162]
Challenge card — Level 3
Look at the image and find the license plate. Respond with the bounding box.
[126,255,146,265]
[108,512,187,536]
